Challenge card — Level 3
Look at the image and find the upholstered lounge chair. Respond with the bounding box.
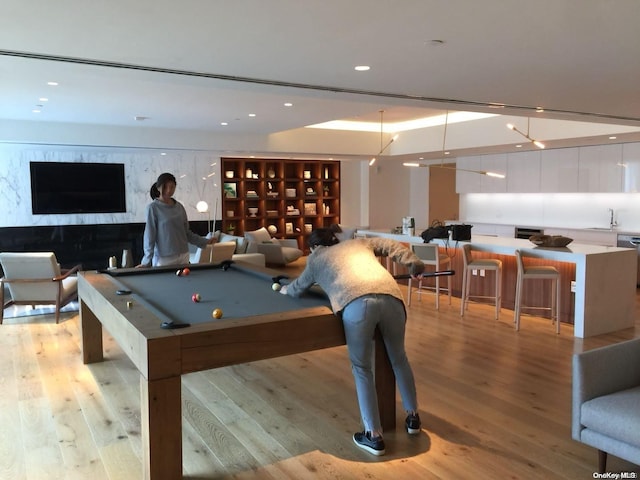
[572,337,640,472]
[0,252,80,324]
[244,227,303,266]
[192,241,237,264]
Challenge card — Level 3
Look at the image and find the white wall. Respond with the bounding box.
[0,144,366,230]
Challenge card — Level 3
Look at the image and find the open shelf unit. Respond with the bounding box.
[221,158,340,250]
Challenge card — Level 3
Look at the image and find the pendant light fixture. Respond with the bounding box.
[369,110,399,166]
[506,117,545,149]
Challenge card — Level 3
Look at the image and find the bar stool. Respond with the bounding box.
[514,249,561,334]
[407,244,451,309]
[460,244,502,319]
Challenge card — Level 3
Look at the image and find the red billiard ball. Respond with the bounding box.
[182,267,191,276]
[192,293,201,303]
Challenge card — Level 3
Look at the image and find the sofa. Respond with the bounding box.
[189,232,265,267]
[244,227,303,266]
[572,337,640,472]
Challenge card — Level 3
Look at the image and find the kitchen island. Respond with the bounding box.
[358,230,636,338]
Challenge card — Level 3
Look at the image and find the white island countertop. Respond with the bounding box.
[358,229,637,338]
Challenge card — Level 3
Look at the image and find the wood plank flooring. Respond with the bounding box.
[1,261,639,479]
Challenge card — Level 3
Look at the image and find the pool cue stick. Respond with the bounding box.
[393,270,455,280]
[209,198,218,263]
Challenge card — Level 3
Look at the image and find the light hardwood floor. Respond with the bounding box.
[1,262,639,479]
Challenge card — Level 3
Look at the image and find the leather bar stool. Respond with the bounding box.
[407,244,451,309]
[460,244,502,319]
[514,249,561,334]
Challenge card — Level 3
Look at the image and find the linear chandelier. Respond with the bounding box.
[403,111,505,178]
[369,110,398,166]
[506,118,545,149]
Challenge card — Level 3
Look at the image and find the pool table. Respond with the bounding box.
[78,261,397,480]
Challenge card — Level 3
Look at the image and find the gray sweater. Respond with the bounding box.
[285,238,425,314]
[141,199,208,266]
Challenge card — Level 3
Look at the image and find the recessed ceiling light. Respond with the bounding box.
[39,97,48,102]
[516,144,523,148]
[32,109,41,113]
[160,152,167,156]
[221,122,228,126]
[354,65,370,71]
[536,107,544,113]
[47,81,58,86]
[248,113,256,117]
[609,136,617,140]
[284,102,293,107]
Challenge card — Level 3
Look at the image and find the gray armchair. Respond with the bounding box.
[572,337,640,472]
[244,227,302,266]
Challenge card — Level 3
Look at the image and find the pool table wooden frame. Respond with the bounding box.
[78,265,396,480]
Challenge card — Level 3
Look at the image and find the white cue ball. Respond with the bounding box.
[272,282,281,291]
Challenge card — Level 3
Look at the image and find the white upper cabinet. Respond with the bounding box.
[578,144,623,192]
[540,148,580,192]
[506,150,540,192]
[456,156,482,193]
[622,143,640,192]
[480,154,508,193]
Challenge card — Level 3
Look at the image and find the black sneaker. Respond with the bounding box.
[353,431,386,456]
[405,413,421,435]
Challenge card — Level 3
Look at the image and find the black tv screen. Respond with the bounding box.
[30,162,126,214]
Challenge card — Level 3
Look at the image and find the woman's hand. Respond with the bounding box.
[206,237,218,245]
[279,285,289,295]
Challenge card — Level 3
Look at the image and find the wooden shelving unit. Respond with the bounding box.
[221,158,340,250]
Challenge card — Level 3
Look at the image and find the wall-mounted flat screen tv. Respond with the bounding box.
[30,162,126,214]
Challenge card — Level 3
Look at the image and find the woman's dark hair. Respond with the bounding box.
[150,172,177,199]
[307,228,340,248]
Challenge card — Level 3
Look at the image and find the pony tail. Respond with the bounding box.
[150,184,160,200]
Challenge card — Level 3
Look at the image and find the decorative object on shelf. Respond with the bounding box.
[247,190,258,198]
[323,203,330,215]
[248,207,258,217]
[245,168,252,178]
[303,170,312,179]
[323,185,329,196]
[267,210,278,217]
[226,210,234,217]
[529,234,573,247]
[324,167,329,179]
[227,223,235,234]
[225,170,234,178]
[305,187,316,196]
[223,183,237,198]
[267,225,278,235]
[267,169,276,179]
[286,205,300,216]
[304,203,317,215]
[285,222,294,234]
[286,188,296,198]
[304,223,313,233]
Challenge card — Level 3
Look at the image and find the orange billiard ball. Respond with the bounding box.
[191,293,201,303]
[182,267,190,276]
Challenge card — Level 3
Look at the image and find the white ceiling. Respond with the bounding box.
[2,0,640,160]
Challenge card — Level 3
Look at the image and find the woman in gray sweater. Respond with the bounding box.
[281,228,425,456]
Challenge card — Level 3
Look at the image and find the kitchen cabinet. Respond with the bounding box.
[578,144,623,192]
[221,158,340,249]
[622,142,640,192]
[506,150,540,192]
[540,148,580,192]
[456,156,482,193]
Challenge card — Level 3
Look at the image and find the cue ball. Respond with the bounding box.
[212,308,223,319]
[272,282,281,291]
[176,269,182,276]
[182,267,190,276]
[192,293,201,302]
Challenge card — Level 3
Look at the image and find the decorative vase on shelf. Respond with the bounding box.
[267,169,276,178]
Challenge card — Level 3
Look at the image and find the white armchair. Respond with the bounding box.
[244,227,303,266]
[1,252,80,324]
[192,241,237,264]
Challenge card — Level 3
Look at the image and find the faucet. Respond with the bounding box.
[609,208,618,230]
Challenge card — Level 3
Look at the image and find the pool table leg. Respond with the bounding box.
[141,375,183,480]
[80,299,104,364]
[375,329,396,430]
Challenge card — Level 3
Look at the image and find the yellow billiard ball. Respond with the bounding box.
[212,308,223,319]
[272,282,281,291]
